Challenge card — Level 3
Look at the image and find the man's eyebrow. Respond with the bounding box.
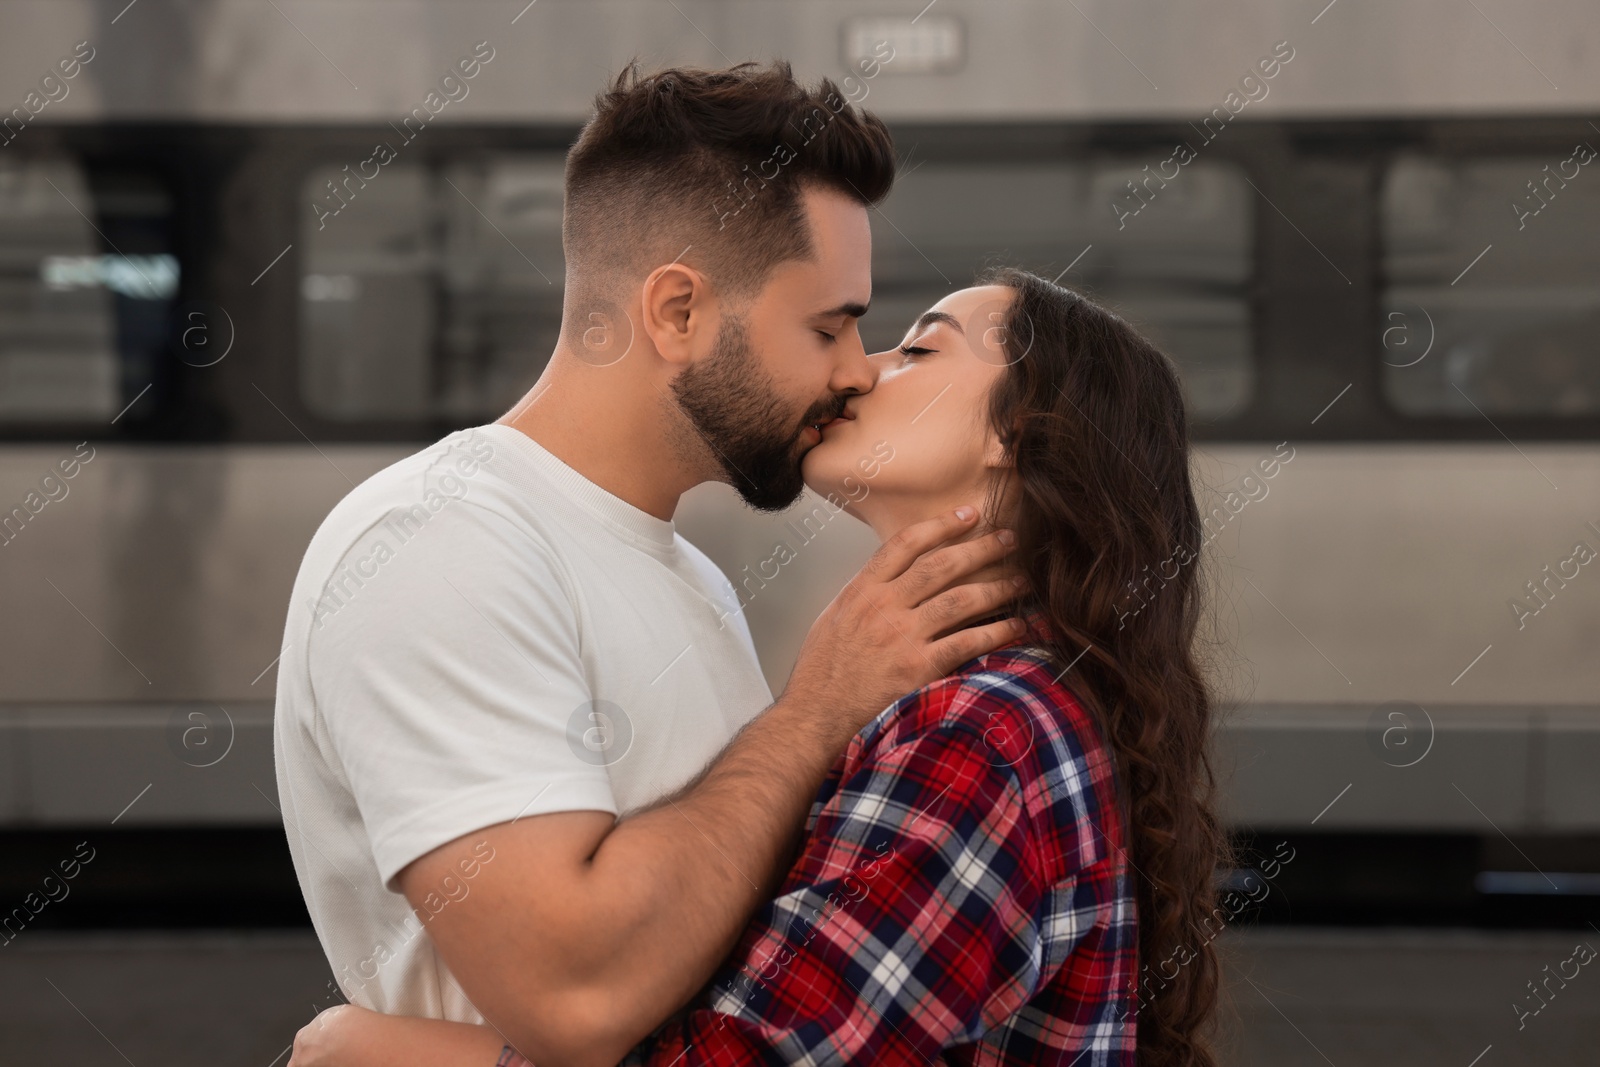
[913,310,963,335]
[815,301,870,320]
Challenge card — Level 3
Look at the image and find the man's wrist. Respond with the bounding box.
[767,689,858,761]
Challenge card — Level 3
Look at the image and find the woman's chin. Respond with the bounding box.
[799,445,839,496]
[800,473,844,502]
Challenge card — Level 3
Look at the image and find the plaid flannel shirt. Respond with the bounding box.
[511,620,1139,1066]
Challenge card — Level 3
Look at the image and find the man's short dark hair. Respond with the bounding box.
[562,61,896,307]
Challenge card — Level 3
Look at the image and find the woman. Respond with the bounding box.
[291,269,1227,1066]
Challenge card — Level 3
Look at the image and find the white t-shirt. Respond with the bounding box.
[272,423,774,1021]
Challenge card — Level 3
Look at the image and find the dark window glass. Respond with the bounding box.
[299,156,564,421]
[0,159,177,423]
[299,153,1253,422]
[863,159,1254,419]
[1381,150,1600,416]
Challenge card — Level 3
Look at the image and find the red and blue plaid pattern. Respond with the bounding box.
[610,620,1140,1066]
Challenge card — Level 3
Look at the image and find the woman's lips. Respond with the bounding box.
[819,414,853,433]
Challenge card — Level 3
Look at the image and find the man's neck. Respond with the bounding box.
[497,359,699,522]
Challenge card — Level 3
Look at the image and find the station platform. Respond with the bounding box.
[1,927,1594,1066]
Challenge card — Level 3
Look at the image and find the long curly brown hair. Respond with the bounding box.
[981,267,1229,1066]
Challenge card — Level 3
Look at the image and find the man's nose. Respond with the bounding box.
[831,332,878,395]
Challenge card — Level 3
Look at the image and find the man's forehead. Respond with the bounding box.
[800,184,873,252]
[794,186,873,309]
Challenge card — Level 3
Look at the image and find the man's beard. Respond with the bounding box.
[669,313,844,512]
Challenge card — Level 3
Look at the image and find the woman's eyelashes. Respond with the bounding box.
[897,343,935,359]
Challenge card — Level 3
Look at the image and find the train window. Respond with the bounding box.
[299,155,564,420]
[0,159,178,422]
[1381,153,1600,416]
[862,159,1254,419]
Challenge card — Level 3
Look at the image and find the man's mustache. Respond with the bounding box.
[799,395,849,431]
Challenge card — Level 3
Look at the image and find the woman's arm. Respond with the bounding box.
[289,1004,509,1067]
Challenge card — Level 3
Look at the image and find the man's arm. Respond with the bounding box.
[401,508,1023,1067]
[288,1005,505,1067]
[289,689,1052,1067]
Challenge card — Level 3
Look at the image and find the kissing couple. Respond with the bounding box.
[277,60,1224,1067]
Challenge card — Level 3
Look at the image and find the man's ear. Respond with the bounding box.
[641,262,714,367]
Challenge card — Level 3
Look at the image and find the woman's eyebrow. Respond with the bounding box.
[912,310,963,335]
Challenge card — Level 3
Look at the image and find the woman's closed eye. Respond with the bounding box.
[898,344,935,359]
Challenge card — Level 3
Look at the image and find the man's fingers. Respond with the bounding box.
[920,576,1026,632]
[861,506,980,583]
[929,616,1029,676]
[895,528,1017,605]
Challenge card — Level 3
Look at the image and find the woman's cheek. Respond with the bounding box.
[893,425,965,490]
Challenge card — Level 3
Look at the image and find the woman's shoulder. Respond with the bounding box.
[866,639,1105,774]
[857,638,1127,866]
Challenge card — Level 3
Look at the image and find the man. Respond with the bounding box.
[273,62,1021,1067]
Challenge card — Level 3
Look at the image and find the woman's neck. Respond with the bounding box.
[865,491,1020,589]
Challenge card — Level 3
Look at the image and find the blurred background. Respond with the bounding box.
[0,0,1597,1063]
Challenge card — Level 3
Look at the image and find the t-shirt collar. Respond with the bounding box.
[479,424,678,551]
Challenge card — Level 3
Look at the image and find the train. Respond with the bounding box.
[1,0,1596,927]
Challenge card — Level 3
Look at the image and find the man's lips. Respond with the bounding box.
[800,405,854,447]
[812,411,855,433]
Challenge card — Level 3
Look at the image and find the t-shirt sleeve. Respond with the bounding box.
[305,500,615,888]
